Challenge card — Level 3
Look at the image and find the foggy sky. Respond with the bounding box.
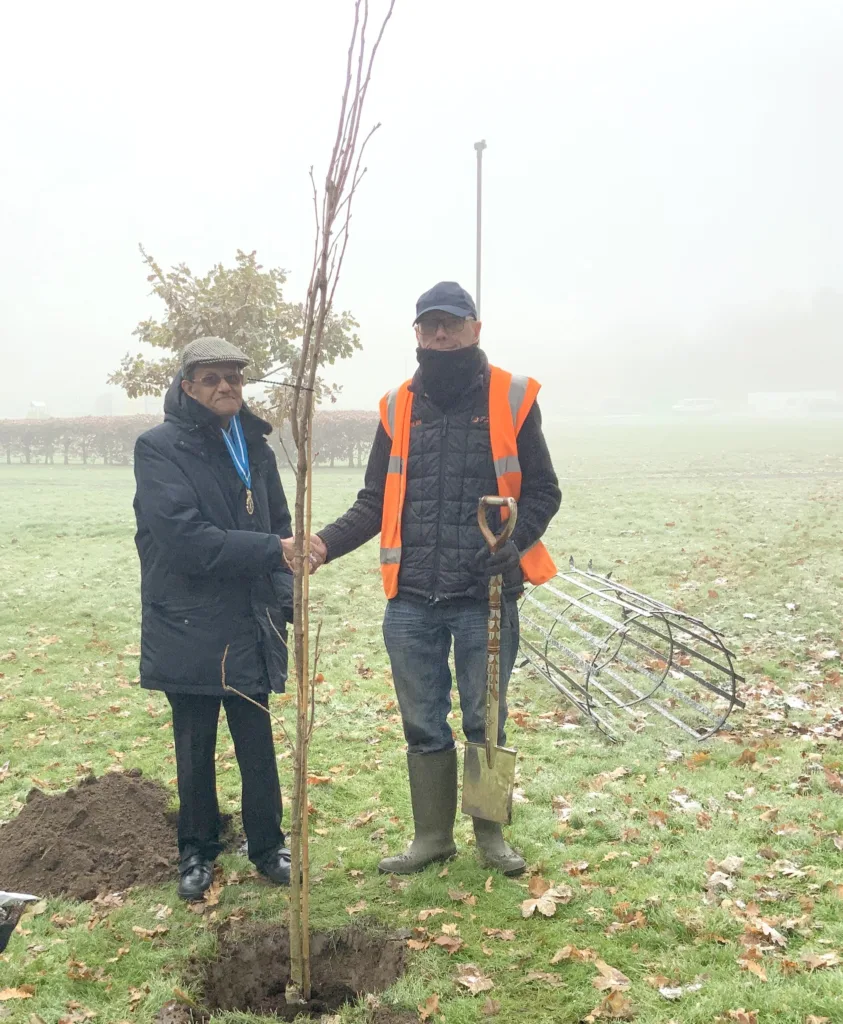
[1,0,841,419]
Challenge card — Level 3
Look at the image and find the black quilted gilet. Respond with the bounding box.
[396,376,521,603]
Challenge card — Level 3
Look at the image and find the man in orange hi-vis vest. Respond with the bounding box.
[285,282,561,875]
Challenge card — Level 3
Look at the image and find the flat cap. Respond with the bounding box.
[181,337,250,375]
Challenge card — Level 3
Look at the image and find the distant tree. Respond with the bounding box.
[109,247,361,418]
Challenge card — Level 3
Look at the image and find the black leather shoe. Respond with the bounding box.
[177,854,214,901]
[256,847,292,886]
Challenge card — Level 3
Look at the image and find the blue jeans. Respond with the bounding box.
[383,597,520,755]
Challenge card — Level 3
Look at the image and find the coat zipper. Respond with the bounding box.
[430,414,449,603]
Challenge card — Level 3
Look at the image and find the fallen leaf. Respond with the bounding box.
[521,884,573,919]
[307,775,332,785]
[345,900,367,915]
[418,993,440,1021]
[824,768,843,794]
[805,1017,831,1023]
[455,964,494,996]
[724,1011,758,1024]
[525,971,565,988]
[483,928,516,941]
[741,960,768,982]
[552,795,573,821]
[800,951,842,971]
[131,925,168,940]
[50,914,77,929]
[592,960,631,991]
[751,917,787,948]
[584,990,635,1021]
[718,856,745,876]
[659,981,704,1000]
[448,888,476,906]
[0,988,35,1001]
[485,876,494,893]
[351,810,376,827]
[482,997,501,1017]
[418,908,446,923]
[528,875,550,898]
[551,945,596,963]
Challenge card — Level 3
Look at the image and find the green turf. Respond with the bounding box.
[1,421,843,1023]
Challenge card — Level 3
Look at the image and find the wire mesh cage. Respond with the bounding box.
[519,559,745,742]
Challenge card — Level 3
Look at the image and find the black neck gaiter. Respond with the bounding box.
[416,345,484,410]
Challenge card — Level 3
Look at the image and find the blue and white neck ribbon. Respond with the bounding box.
[221,414,254,514]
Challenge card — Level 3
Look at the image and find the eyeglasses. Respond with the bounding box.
[191,371,244,388]
[415,315,473,338]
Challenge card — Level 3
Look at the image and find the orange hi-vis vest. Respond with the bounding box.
[378,365,557,599]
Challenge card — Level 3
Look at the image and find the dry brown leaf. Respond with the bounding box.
[483,928,516,941]
[455,964,494,996]
[418,993,440,1021]
[131,925,168,940]
[482,997,501,1017]
[448,888,477,906]
[736,749,757,766]
[418,908,446,923]
[805,1016,831,1023]
[0,988,35,1001]
[50,914,77,929]
[800,951,842,971]
[741,960,768,982]
[345,900,367,916]
[718,856,745,876]
[724,1011,758,1024]
[525,971,565,988]
[485,876,494,893]
[552,945,597,963]
[824,768,843,793]
[434,935,464,955]
[528,875,551,898]
[584,990,635,1021]
[751,917,787,947]
[592,960,632,991]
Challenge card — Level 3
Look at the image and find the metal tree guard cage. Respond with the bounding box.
[519,560,745,742]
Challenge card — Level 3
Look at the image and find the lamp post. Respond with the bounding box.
[474,139,487,317]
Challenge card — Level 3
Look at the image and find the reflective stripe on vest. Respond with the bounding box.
[378,367,556,598]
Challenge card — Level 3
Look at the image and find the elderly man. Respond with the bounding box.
[291,282,561,875]
[134,337,294,900]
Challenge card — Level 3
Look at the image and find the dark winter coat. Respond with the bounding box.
[133,374,293,696]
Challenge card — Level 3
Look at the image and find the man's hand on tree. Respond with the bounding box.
[280,535,328,574]
[473,541,521,580]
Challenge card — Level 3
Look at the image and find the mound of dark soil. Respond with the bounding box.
[200,924,408,1020]
[0,771,178,900]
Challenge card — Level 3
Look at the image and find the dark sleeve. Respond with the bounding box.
[134,437,284,579]
[317,423,389,562]
[265,447,293,541]
[510,402,561,554]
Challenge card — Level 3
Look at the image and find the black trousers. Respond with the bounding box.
[167,692,283,868]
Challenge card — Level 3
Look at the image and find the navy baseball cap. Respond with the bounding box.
[414,281,477,324]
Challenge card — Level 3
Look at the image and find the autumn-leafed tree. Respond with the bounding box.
[109,248,361,417]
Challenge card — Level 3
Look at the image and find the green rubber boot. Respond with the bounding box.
[473,818,526,876]
[378,749,458,874]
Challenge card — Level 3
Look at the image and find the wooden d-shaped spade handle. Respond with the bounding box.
[477,496,518,553]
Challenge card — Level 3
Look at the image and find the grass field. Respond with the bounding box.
[2,421,843,1024]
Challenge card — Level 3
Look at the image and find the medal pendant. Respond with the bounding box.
[246,489,255,515]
